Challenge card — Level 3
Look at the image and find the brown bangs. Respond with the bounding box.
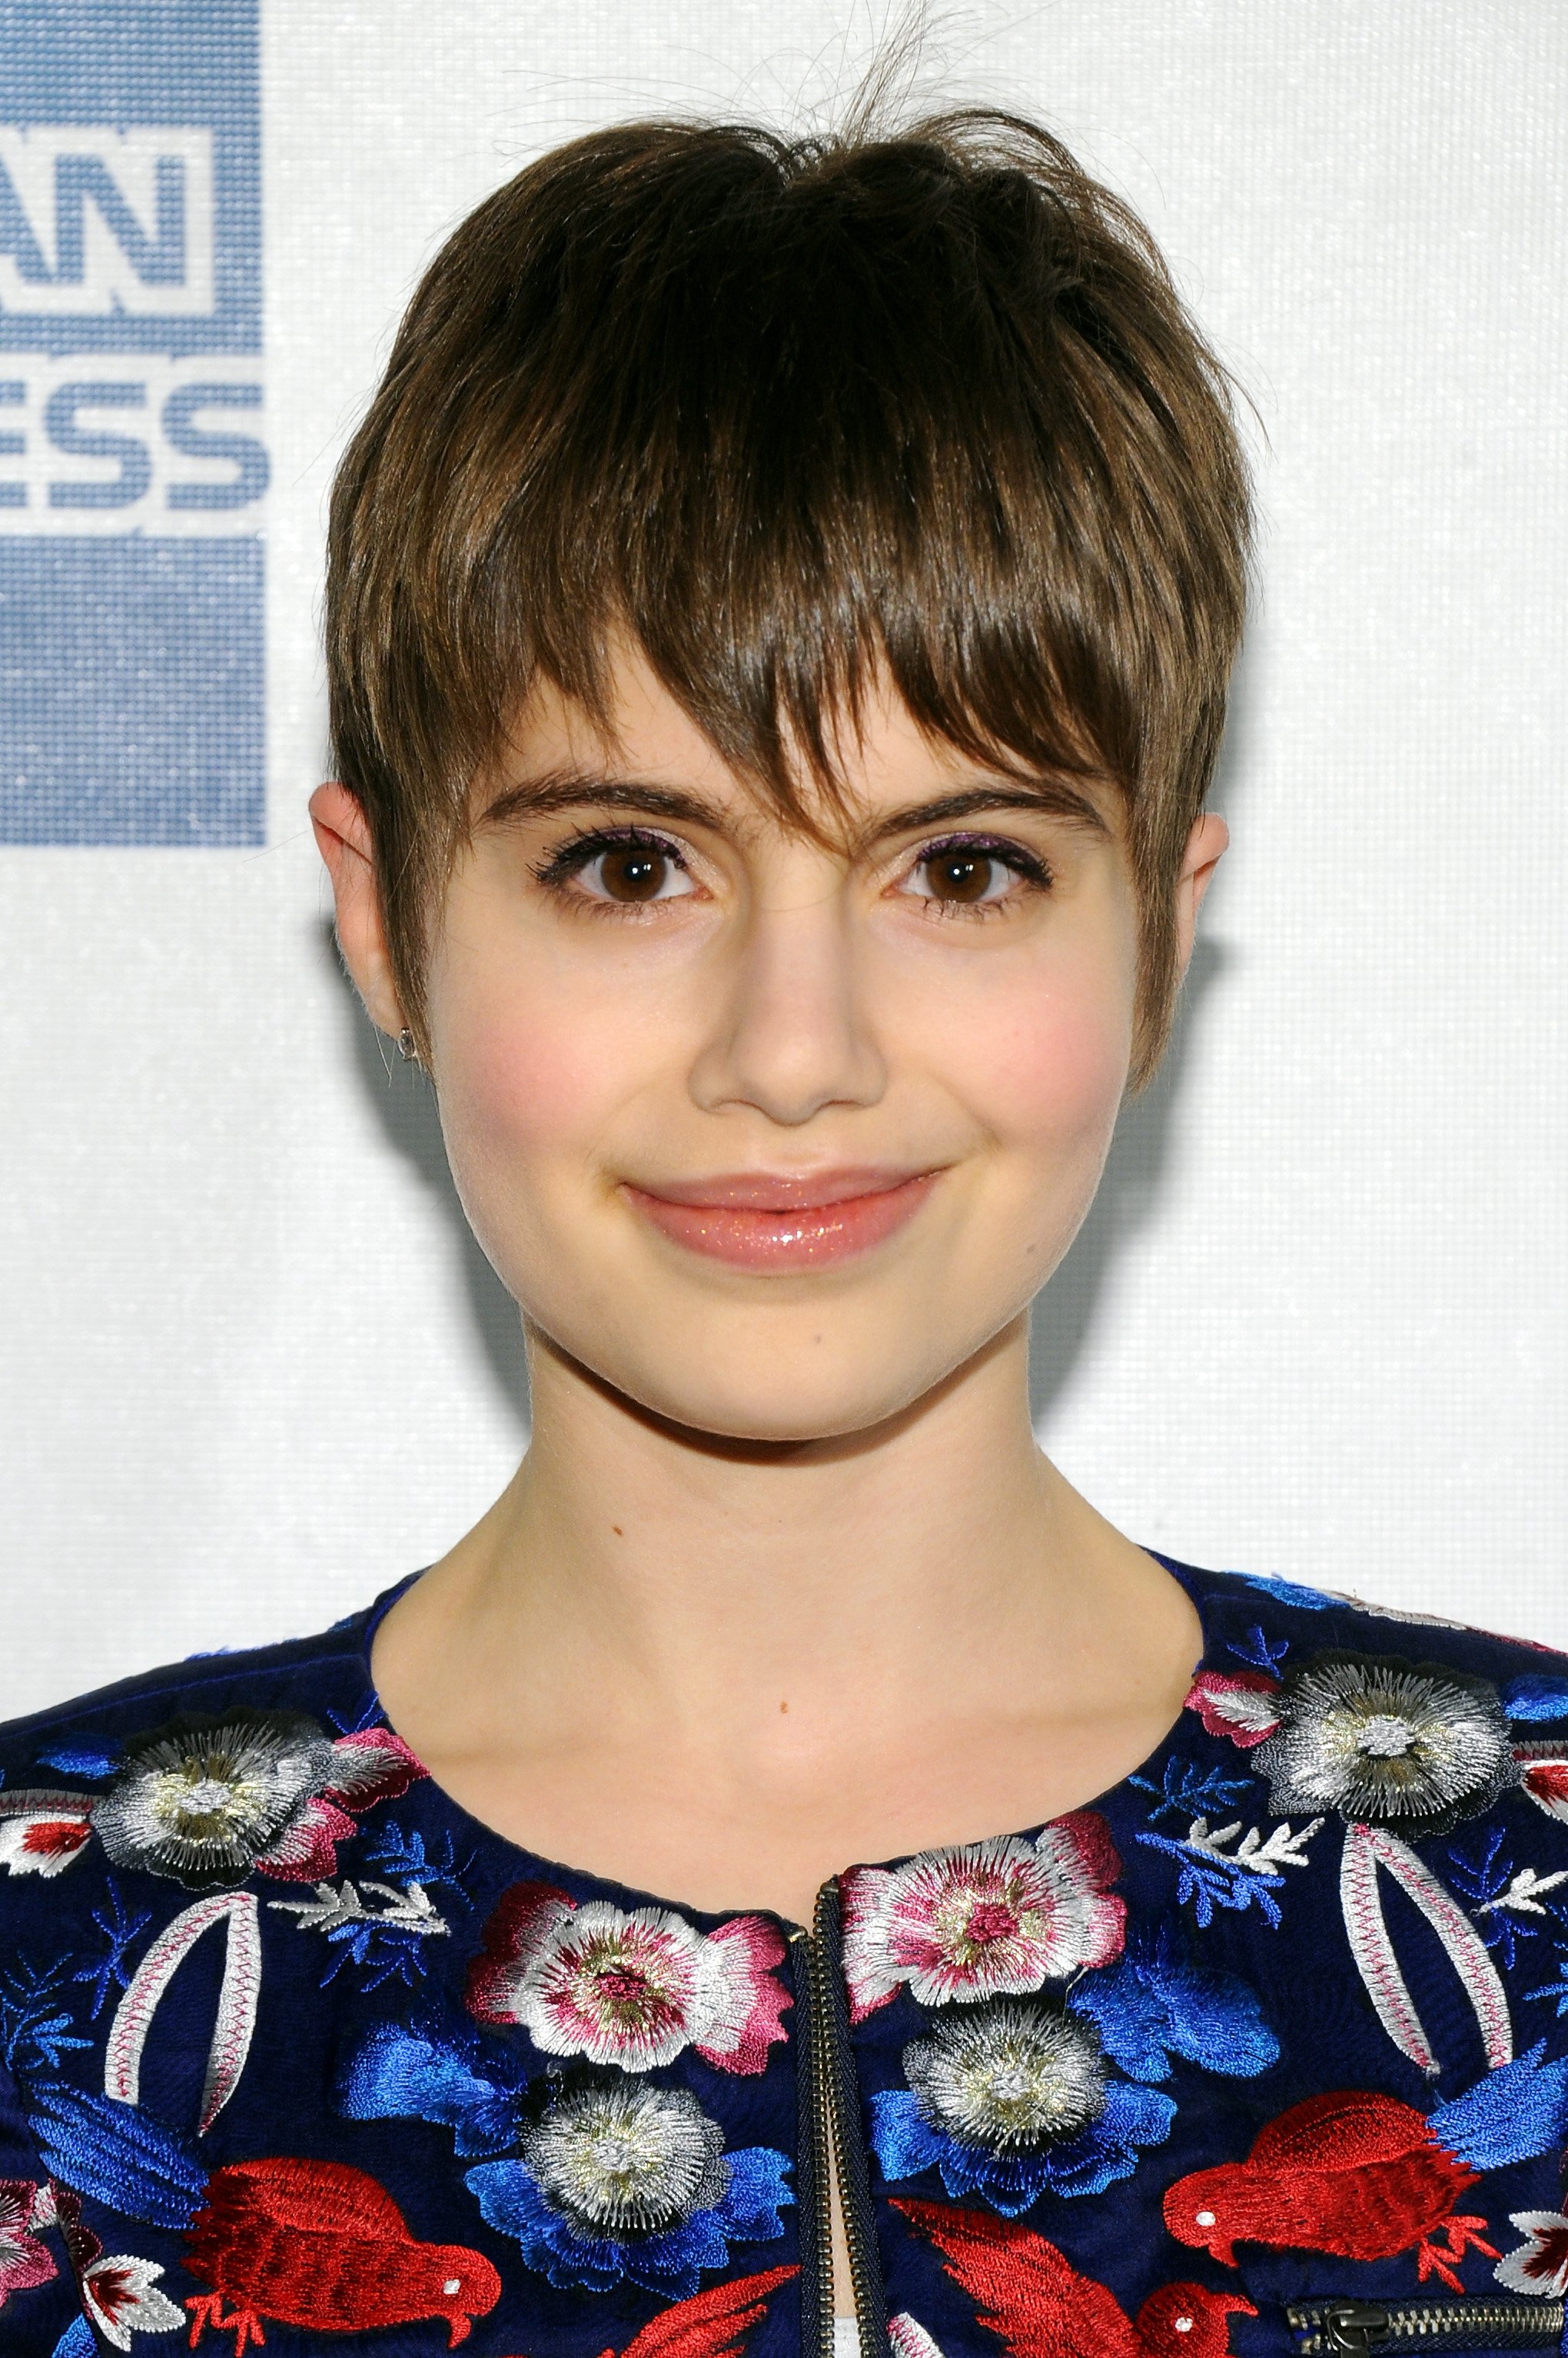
[327,110,1251,1082]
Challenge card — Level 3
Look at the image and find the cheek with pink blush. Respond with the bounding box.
[437,987,647,1170]
[932,968,1133,1162]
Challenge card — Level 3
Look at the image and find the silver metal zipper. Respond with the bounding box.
[793,1882,889,2358]
[1289,2296,1567,2353]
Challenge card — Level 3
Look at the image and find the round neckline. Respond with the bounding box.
[356,1550,1218,1933]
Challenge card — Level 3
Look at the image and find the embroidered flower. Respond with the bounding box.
[467,1884,789,2073]
[908,1998,1108,2145]
[1231,1572,1338,1611]
[1069,1935,1281,2083]
[841,1814,1125,2022]
[0,2180,57,2309]
[1514,1744,1568,1827]
[888,2316,945,2358]
[1503,1678,1568,1725]
[464,2076,791,2296]
[870,1997,1174,2210]
[523,2077,728,2232]
[1251,1654,1518,1836]
[81,1711,423,1891]
[1183,1671,1282,1750]
[1495,2211,1568,2298]
[0,1799,95,1878]
[81,2253,186,2349]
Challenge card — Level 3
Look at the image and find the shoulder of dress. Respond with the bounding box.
[1170,1558,1568,1696]
[0,1591,396,1775]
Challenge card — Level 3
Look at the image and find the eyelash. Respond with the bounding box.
[529,825,1054,914]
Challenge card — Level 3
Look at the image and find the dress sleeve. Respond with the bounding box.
[0,2054,92,2355]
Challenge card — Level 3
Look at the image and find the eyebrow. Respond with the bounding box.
[857,784,1109,845]
[476,767,1111,843]
[477,772,723,833]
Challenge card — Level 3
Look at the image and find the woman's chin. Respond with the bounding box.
[530,1315,1018,1454]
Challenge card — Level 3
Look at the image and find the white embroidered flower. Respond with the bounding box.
[840,1814,1125,2020]
[1253,1655,1518,1836]
[87,1711,421,1891]
[902,2000,1109,2152]
[90,1711,341,1891]
[521,2080,729,2236]
[1494,2211,1568,2298]
[467,1884,789,2074]
[81,2254,185,2349]
[0,1801,94,1878]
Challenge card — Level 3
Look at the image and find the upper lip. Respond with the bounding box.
[625,1168,934,1211]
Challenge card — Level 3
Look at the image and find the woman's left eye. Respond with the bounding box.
[896,840,1048,910]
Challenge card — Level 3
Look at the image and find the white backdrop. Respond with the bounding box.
[3,0,1564,1718]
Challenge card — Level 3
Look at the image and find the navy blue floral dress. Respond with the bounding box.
[5,1561,1568,2358]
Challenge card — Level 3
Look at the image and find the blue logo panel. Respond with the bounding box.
[0,537,262,843]
[0,1,264,846]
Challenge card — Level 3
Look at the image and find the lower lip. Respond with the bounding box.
[624,1174,937,1269]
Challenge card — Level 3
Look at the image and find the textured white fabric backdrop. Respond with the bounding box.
[2,0,1563,1717]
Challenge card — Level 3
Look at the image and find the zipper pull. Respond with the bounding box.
[1308,2304,1390,2356]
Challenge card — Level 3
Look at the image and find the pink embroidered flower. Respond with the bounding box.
[0,2180,57,2310]
[1517,1745,1568,1825]
[1184,1670,1282,1749]
[467,1883,791,2073]
[1494,2211,1568,2298]
[839,1814,1125,2022]
[889,2315,945,2358]
[0,1711,429,1892]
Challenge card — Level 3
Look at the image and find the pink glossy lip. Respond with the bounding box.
[623,1167,939,1269]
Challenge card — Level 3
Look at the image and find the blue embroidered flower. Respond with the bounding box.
[1505,1677,1568,1725]
[870,1997,1174,2210]
[1230,1571,1337,1611]
[341,2024,791,2293]
[466,2077,791,2294]
[341,2020,528,2157]
[1069,1937,1281,2083]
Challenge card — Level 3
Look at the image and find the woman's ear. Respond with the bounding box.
[1172,811,1229,979]
[309,782,407,1039]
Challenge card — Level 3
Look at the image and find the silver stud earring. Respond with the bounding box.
[397,1027,419,1064]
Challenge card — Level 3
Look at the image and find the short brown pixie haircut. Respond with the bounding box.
[327,108,1251,1083]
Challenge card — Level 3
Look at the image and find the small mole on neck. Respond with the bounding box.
[611,1525,623,1537]
[779,1700,789,1714]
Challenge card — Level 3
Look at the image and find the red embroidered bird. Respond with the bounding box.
[1164,2090,1499,2291]
[497,2265,799,2358]
[893,2197,1254,2358]
[26,2086,501,2354]
[181,2157,503,2350]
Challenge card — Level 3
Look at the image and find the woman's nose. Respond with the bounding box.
[686,887,888,1126]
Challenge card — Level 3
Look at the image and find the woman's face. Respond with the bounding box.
[393,650,1214,1443]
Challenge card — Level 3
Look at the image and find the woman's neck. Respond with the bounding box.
[370,1313,1202,1920]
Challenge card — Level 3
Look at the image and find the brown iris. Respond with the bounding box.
[925,850,1000,903]
[598,843,672,900]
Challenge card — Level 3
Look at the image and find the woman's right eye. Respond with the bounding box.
[539,833,696,905]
